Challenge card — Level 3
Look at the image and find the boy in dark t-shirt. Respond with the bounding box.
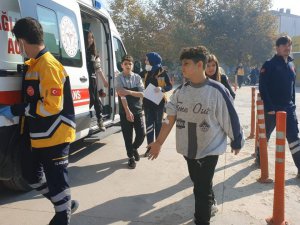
[115,55,145,169]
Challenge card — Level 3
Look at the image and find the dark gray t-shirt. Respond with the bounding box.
[115,72,144,114]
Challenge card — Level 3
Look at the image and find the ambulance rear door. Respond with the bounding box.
[18,0,91,140]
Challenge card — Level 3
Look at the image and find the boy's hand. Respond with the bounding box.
[147,141,162,160]
[126,110,134,122]
[231,149,240,155]
[118,89,131,96]
[102,78,109,88]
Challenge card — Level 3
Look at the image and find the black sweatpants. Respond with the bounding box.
[89,77,103,120]
[260,109,300,172]
[185,155,219,225]
[120,113,145,158]
[22,143,71,225]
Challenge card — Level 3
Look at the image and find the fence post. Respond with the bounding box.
[257,97,273,183]
[252,93,260,157]
[248,87,256,139]
[266,111,288,225]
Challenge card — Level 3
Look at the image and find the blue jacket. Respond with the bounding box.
[259,54,296,112]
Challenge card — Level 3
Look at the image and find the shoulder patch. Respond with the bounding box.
[291,66,296,73]
[50,88,62,96]
[260,68,266,74]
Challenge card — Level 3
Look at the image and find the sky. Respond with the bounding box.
[271,0,300,16]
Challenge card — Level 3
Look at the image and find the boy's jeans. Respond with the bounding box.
[185,155,219,225]
[120,113,145,158]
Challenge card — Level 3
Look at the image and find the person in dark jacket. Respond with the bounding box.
[143,52,172,157]
[259,35,300,178]
[205,54,235,99]
[249,66,259,85]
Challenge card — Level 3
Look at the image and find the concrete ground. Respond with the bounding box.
[0,85,299,225]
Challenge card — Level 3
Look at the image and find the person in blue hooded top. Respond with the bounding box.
[143,52,172,157]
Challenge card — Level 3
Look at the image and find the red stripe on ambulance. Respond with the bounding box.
[0,90,21,105]
[72,88,90,107]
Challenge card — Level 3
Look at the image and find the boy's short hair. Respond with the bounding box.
[180,46,210,69]
[121,55,134,63]
[12,17,44,45]
[276,35,292,47]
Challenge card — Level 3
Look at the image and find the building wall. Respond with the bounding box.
[271,9,300,37]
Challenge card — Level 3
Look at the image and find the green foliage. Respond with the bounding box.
[201,0,277,66]
[109,0,277,69]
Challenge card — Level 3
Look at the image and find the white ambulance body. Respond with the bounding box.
[0,0,126,190]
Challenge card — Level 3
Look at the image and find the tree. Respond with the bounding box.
[109,0,161,61]
[200,0,277,67]
[109,0,277,70]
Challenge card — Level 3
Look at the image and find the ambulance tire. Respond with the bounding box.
[2,176,31,192]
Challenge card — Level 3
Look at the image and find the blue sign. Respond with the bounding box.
[93,0,102,9]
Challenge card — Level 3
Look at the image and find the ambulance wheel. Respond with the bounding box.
[2,176,31,192]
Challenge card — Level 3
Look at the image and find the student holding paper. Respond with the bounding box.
[142,52,172,157]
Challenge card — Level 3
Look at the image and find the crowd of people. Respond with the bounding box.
[0,16,299,225]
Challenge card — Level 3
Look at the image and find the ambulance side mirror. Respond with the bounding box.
[117,61,122,72]
[133,60,142,74]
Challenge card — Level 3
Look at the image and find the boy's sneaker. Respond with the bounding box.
[133,149,140,161]
[128,158,136,169]
[71,200,79,214]
[211,200,218,217]
[97,119,106,131]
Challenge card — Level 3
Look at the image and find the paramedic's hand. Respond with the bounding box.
[126,110,134,122]
[0,106,14,120]
[231,149,240,155]
[117,89,131,96]
[147,141,162,160]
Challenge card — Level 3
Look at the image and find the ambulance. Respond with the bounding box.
[0,0,128,190]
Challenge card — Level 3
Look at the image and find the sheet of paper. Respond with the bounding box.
[144,83,163,105]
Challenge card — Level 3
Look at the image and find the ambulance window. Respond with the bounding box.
[37,6,60,56]
[113,37,126,72]
[37,6,82,67]
[57,13,82,67]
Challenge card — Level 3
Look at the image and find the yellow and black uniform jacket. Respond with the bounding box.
[142,69,172,108]
[11,49,75,148]
[236,66,245,76]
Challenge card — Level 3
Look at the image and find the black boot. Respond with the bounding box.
[49,210,70,225]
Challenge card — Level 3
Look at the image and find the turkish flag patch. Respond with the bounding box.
[50,88,62,96]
